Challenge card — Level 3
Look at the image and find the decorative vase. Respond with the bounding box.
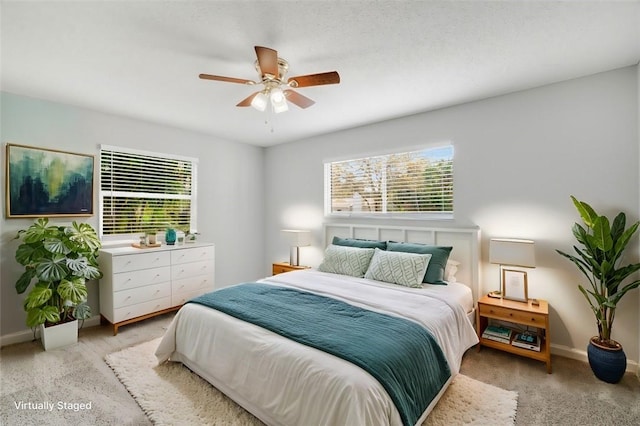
[165,228,177,245]
[40,319,78,351]
[587,337,626,384]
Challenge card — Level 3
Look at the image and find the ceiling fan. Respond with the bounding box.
[199,46,340,113]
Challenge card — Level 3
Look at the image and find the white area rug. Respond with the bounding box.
[106,338,518,425]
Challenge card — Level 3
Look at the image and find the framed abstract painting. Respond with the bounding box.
[5,143,94,218]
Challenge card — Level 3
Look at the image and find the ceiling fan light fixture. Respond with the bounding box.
[270,88,288,113]
[251,91,268,111]
[199,46,340,114]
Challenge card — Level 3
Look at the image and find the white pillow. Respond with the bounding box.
[445,259,461,283]
[318,244,375,277]
[364,248,432,288]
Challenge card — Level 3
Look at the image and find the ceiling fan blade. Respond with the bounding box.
[254,46,279,79]
[287,71,340,88]
[284,89,316,109]
[199,74,254,85]
[236,92,260,107]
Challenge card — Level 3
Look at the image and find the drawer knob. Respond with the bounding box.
[531,318,536,322]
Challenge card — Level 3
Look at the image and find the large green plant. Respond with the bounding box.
[14,218,102,328]
[556,196,640,348]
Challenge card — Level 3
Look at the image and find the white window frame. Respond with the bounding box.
[324,144,454,220]
[99,144,198,241]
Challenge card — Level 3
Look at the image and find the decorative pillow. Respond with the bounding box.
[386,242,453,285]
[364,248,432,288]
[444,259,461,283]
[318,244,375,277]
[332,236,387,250]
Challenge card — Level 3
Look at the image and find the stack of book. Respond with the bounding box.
[481,325,513,344]
[512,333,541,351]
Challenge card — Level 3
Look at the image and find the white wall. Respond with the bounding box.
[0,92,266,338]
[264,66,640,366]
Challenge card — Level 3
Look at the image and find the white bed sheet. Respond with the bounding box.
[156,269,479,426]
[423,280,474,314]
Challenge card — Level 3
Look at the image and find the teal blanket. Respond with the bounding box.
[188,283,450,426]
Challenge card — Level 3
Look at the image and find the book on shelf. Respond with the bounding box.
[482,325,512,340]
[511,333,541,351]
[481,333,511,344]
[482,326,513,344]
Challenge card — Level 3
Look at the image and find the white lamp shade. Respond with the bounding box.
[281,229,311,247]
[270,88,289,113]
[489,238,536,268]
[251,92,268,111]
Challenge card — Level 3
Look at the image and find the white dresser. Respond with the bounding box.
[98,242,214,335]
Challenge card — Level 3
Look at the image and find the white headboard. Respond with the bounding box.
[324,223,481,302]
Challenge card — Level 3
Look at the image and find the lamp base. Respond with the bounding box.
[289,247,300,266]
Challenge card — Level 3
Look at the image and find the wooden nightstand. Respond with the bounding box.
[476,294,552,373]
[272,262,310,275]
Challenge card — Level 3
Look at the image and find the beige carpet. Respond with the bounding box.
[106,338,518,425]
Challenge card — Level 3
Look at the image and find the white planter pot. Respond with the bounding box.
[40,319,78,351]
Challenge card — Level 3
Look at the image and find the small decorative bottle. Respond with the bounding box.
[165,228,177,245]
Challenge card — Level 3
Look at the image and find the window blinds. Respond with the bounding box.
[99,145,197,236]
[326,146,453,216]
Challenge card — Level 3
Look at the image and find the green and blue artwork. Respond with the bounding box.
[6,144,94,217]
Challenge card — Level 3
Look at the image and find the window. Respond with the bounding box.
[99,145,198,237]
[325,145,453,218]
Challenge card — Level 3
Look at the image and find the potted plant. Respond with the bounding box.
[556,196,640,383]
[14,218,102,350]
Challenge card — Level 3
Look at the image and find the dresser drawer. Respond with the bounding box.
[113,282,171,308]
[172,275,214,295]
[112,251,171,273]
[479,303,546,327]
[113,297,172,323]
[171,260,213,281]
[171,245,214,265]
[113,266,171,291]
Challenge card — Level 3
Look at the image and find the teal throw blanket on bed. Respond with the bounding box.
[188,283,451,426]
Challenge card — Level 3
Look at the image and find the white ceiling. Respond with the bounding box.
[2,1,639,147]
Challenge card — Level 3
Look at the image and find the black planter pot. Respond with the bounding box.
[587,337,626,384]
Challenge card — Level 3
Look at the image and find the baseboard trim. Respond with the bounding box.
[0,315,101,348]
[551,343,639,373]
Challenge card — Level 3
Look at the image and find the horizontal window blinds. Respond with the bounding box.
[327,146,453,215]
[100,146,197,236]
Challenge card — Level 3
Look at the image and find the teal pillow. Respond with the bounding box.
[332,236,387,250]
[364,248,432,288]
[318,244,375,277]
[386,242,453,285]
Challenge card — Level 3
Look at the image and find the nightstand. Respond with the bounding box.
[272,262,310,275]
[476,294,552,373]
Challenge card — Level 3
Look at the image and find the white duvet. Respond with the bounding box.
[156,269,479,426]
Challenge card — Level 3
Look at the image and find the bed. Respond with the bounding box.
[156,224,481,426]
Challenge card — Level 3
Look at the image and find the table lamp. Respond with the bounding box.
[281,229,311,266]
[489,238,536,302]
